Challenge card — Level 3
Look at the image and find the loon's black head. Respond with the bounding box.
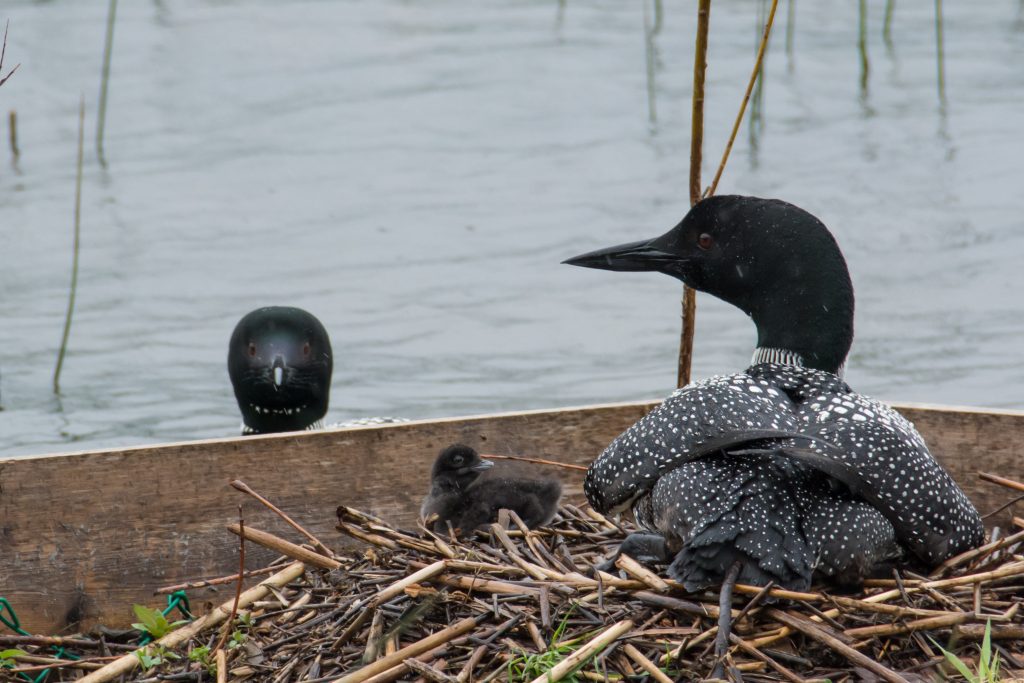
[228,306,333,434]
[430,444,494,491]
[564,195,854,374]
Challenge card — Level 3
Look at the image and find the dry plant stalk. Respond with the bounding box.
[212,505,246,654]
[231,478,336,556]
[705,0,780,197]
[677,0,713,389]
[226,523,341,570]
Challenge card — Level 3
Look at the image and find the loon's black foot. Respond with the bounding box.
[592,532,670,575]
[710,561,744,682]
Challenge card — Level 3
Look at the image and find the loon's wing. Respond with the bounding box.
[730,444,949,557]
[584,372,804,512]
[749,363,984,566]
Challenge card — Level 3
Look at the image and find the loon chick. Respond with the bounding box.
[421,444,563,536]
[228,307,333,435]
[565,195,984,674]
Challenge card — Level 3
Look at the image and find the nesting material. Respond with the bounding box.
[4,503,1023,683]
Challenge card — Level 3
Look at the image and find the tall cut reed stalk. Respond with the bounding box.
[642,0,658,123]
[883,0,896,50]
[96,0,118,166]
[8,110,18,161]
[858,0,870,95]
[707,0,779,198]
[677,0,712,389]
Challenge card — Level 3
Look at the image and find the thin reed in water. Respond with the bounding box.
[53,96,86,395]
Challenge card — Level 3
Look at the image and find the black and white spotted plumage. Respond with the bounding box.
[585,362,983,589]
[565,195,985,594]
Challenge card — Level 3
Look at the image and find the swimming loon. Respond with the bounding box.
[565,195,984,673]
[421,444,563,536]
[228,307,334,435]
[228,307,408,435]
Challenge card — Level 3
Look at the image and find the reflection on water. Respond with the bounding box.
[0,0,1022,458]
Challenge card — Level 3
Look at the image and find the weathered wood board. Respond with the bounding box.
[1,400,1022,635]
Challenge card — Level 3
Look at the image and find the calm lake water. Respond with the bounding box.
[1,0,1022,458]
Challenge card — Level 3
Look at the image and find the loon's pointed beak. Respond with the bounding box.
[272,357,285,388]
[562,238,679,273]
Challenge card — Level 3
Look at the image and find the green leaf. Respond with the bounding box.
[132,604,166,636]
[941,649,978,683]
[188,645,211,663]
[980,621,992,678]
[0,649,26,659]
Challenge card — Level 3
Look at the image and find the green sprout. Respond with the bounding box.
[132,604,188,640]
[134,644,180,672]
[0,649,27,669]
[931,621,1001,683]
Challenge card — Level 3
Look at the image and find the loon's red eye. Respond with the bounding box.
[302,342,311,357]
[698,233,714,250]
[248,343,257,357]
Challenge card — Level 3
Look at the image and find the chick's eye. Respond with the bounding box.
[698,233,714,250]
[302,342,311,357]
[248,343,257,357]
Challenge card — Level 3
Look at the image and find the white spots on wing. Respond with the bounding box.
[583,362,985,586]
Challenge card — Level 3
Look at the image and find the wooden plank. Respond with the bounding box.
[0,401,655,635]
[0,400,1022,635]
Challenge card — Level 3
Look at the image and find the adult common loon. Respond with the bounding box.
[228,307,333,435]
[228,306,406,435]
[564,195,984,675]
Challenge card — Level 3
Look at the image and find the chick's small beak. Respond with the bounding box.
[472,459,494,472]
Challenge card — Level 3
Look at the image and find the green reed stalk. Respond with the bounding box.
[96,0,117,166]
[934,0,946,105]
[858,0,870,94]
[54,96,86,395]
[643,0,658,123]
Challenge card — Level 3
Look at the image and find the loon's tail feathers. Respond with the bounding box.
[667,540,813,594]
[731,445,950,563]
[656,459,816,593]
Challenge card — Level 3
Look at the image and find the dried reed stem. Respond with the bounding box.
[677,0,712,389]
[483,453,588,472]
[526,620,633,683]
[154,564,282,594]
[335,617,482,683]
[231,479,336,556]
[980,472,1024,494]
[213,505,246,653]
[0,21,21,88]
[705,0,779,198]
[767,609,911,683]
[226,523,340,571]
[8,109,18,160]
